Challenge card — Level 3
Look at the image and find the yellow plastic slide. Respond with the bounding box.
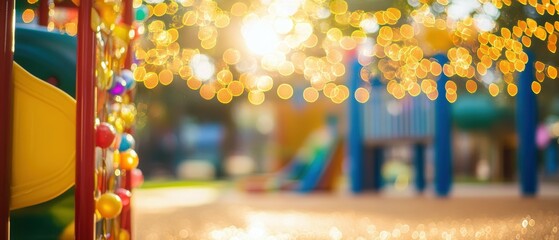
[11,62,76,210]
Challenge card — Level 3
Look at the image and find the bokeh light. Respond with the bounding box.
[129,0,559,104]
[22,9,35,23]
[277,83,294,100]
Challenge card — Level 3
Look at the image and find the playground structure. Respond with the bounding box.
[125,0,558,198]
[240,52,546,196]
[359,76,434,192]
[2,0,559,238]
[239,116,344,193]
[347,52,544,197]
[2,0,144,239]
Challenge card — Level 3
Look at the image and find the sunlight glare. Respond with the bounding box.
[242,14,280,55]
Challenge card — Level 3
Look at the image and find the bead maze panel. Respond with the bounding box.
[91,1,143,238]
[75,0,144,238]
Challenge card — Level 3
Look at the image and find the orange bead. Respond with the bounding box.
[120,149,139,170]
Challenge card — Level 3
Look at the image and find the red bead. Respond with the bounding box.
[96,122,116,148]
[115,188,131,207]
[131,169,144,188]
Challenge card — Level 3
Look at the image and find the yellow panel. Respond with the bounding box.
[11,62,75,210]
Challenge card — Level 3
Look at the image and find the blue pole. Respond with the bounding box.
[433,54,452,197]
[348,56,364,193]
[516,52,538,196]
[545,141,558,174]
[414,144,426,193]
[371,78,382,139]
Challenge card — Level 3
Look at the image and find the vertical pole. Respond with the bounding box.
[348,53,364,193]
[413,144,426,193]
[38,0,49,26]
[75,0,96,238]
[121,0,134,237]
[433,54,452,197]
[545,141,558,174]
[371,147,384,191]
[0,0,15,238]
[122,0,133,68]
[516,52,538,196]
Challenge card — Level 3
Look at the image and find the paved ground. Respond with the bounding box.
[133,184,559,239]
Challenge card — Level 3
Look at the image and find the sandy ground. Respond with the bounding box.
[132,184,559,239]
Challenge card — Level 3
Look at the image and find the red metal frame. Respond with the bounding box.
[1,0,15,238]
[2,0,136,238]
[38,0,49,26]
[122,0,134,68]
[75,0,96,238]
[53,0,78,8]
[122,1,134,236]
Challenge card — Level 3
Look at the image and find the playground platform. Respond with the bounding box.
[133,183,559,239]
